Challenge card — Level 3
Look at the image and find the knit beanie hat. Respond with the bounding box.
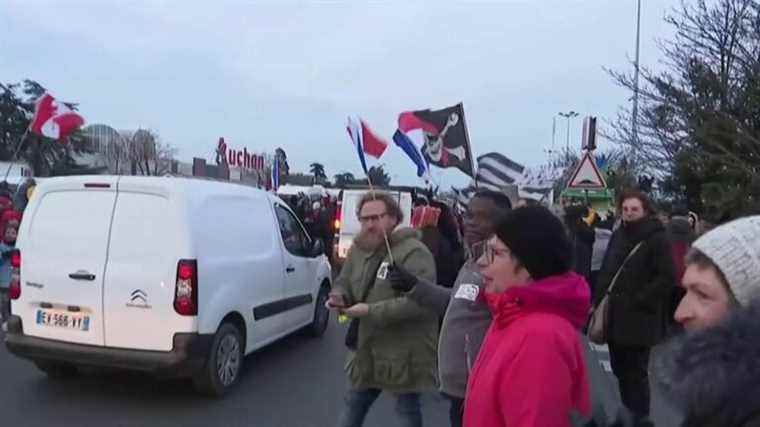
[691,215,760,306]
[494,206,572,280]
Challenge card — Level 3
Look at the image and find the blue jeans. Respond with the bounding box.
[337,388,422,427]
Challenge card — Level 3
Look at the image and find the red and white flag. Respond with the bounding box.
[346,116,389,175]
[29,93,85,142]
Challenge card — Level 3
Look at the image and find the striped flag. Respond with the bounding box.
[453,153,560,207]
[475,152,525,191]
[452,186,477,207]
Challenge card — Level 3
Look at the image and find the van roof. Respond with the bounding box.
[34,175,275,201]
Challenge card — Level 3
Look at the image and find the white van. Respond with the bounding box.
[333,189,413,263]
[5,176,332,396]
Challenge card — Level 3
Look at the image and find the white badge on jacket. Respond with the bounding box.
[376,262,390,280]
[455,283,480,302]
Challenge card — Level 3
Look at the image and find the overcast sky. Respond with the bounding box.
[2,0,679,187]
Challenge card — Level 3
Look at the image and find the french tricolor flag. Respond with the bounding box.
[346,116,389,175]
[393,111,431,180]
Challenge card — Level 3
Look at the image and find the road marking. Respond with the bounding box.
[600,360,612,373]
[589,343,609,352]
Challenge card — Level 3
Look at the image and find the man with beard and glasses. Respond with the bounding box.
[327,191,437,427]
[386,190,512,427]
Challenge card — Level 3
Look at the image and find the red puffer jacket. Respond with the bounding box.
[464,272,592,427]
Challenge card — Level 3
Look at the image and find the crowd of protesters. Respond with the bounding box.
[324,183,760,427]
[0,178,32,329]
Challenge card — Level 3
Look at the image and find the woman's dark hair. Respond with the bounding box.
[494,206,572,280]
[618,189,656,216]
[431,200,462,249]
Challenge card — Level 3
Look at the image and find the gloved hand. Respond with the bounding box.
[388,264,419,292]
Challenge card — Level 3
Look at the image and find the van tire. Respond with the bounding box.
[308,285,330,338]
[35,361,78,379]
[192,323,244,397]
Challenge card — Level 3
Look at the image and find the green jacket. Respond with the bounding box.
[334,227,439,393]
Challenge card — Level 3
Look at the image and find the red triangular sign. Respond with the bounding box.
[567,152,606,189]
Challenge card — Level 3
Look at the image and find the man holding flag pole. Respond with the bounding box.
[326,116,438,427]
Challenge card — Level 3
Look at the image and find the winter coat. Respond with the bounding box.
[595,216,677,347]
[407,260,490,398]
[570,221,596,280]
[591,228,612,272]
[464,272,592,427]
[420,226,463,288]
[666,216,695,323]
[333,227,438,393]
[654,301,760,427]
[667,216,695,282]
[0,242,14,289]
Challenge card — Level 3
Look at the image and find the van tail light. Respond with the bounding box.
[174,259,197,316]
[334,203,342,232]
[9,250,21,300]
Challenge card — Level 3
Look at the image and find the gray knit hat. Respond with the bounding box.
[692,215,760,306]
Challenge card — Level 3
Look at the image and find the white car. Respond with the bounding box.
[5,175,332,396]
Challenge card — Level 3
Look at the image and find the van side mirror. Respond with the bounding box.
[309,239,324,258]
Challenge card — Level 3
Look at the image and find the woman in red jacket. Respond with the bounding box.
[464,206,592,427]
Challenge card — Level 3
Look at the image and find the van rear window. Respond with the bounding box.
[28,191,116,258]
[107,193,175,263]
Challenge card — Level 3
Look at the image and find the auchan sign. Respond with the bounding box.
[215,137,266,171]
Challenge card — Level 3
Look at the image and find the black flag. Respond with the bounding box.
[399,103,475,177]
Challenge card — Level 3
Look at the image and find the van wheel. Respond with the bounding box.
[308,286,330,337]
[35,361,78,379]
[193,323,243,397]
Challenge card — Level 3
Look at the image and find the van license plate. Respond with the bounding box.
[36,310,90,331]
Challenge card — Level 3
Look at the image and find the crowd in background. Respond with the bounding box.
[0,178,33,328]
[323,183,760,427]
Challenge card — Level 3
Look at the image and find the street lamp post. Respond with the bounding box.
[558,111,579,152]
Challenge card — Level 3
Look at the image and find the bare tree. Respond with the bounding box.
[607,0,760,215]
[608,0,758,171]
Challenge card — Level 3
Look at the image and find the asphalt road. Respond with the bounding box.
[0,318,678,427]
[0,319,448,427]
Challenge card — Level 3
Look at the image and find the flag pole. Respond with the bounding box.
[3,129,30,183]
[458,102,478,189]
[348,116,395,265]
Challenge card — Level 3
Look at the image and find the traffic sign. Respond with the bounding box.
[567,151,607,189]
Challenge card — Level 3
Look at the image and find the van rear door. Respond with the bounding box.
[16,178,119,346]
[102,182,187,351]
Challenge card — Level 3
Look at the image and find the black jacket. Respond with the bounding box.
[420,227,463,288]
[570,220,596,281]
[595,217,677,347]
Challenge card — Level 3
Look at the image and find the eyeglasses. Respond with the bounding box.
[358,212,388,224]
[474,241,511,265]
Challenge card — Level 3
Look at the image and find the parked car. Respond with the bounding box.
[4,175,332,396]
